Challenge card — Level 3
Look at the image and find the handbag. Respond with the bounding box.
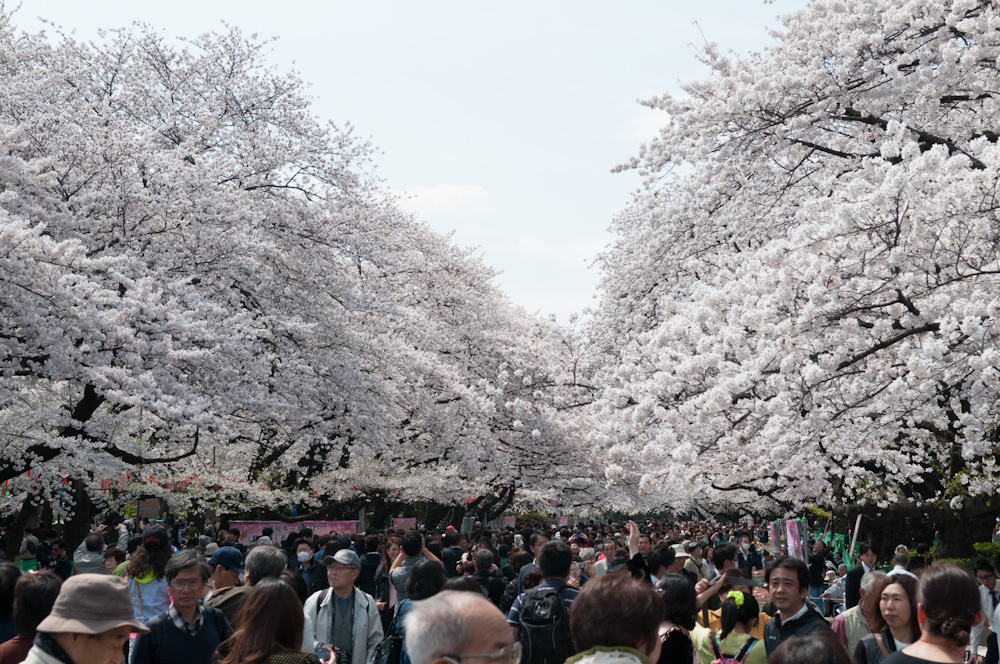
[374,601,404,664]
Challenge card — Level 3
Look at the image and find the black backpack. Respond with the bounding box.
[500,578,519,615]
[517,586,573,664]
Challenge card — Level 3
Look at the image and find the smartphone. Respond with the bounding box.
[316,647,331,661]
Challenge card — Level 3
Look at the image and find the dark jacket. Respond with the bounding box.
[358,552,381,597]
[288,561,328,597]
[845,564,865,610]
[763,605,831,656]
[470,570,507,607]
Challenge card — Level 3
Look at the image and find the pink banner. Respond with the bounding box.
[786,520,803,561]
[392,518,417,531]
[558,516,569,526]
[502,516,516,528]
[229,520,358,544]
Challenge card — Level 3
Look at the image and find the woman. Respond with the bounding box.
[690,591,766,664]
[655,574,697,664]
[397,560,446,664]
[883,563,981,664]
[374,535,401,632]
[567,573,664,664]
[854,575,920,664]
[218,578,327,664]
[126,527,173,624]
[0,571,62,664]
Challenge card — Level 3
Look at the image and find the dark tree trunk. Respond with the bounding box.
[62,479,94,553]
[4,496,39,561]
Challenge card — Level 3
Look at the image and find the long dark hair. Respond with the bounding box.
[126,544,173,580]
[380,536,401,573]
[219,578,304,664]
[656,573,696,630]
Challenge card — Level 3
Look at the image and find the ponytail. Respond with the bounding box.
[718,590,758,641]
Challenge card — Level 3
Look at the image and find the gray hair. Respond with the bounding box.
[861,569,887,595]
[474,549,494,572]
[165,549,209,583]
[579,547,595,562]
[403,592,470,664]
[246,546,287,585]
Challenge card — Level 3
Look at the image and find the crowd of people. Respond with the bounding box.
[0,514,992,664]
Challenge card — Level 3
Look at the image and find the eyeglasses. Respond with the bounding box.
[443,642,522,664]
[328,565,356,574]
[978,574,995,583]
[169,578,203,590]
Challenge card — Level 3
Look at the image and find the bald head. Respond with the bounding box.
[404,591,513,664]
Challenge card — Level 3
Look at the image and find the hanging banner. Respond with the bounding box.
[502,516,516,528]
[558,516,569,526]
[786,520,804,561]
[392,518,417,531]
[769,521,782,556]
[229,520,358,543]
[848,515,862,559]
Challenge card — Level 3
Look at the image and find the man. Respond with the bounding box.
[404,591,517,664]
[441,531,467,579]
[971,560,1000,664]
[516,531,551,594]
[831,569,887,653]
[47,540,73,581]
[636,533,651,555]
[289,538,328,597]
[762,557,831,657]
[683,541,709,582]
[21,574,148,664]
[357,534,382,597]
[303,549,383,664]
[131,550,233,664]
[506,539,578,662]
[206,545,286,625]
[647,544,676,584]
[19,528,39,563]
[389,530,441,601]
[73,524,129,575]
[206,546,244,594]
[807,539,830,604]
[844,542,877,610]
[736,533,763,575]
[470,549,507,608]
[887,551,919,580]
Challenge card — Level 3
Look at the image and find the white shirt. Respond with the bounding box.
[886,565,919,580]
[971,584,999,648]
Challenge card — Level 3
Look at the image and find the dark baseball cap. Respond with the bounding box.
[210,546,244,574]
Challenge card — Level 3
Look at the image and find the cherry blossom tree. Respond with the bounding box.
[591,0,1000,552]
[0,11,602,541]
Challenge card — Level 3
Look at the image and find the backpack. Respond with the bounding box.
[499,578,519,615]
[709,633,757,664]
[517,586,573,664]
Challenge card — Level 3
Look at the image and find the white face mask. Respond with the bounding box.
[297,551,311,563]
[741,542,749,551]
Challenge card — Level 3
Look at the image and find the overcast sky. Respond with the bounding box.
[13,1,808,322]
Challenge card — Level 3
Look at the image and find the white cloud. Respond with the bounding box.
[395,183,490,217]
